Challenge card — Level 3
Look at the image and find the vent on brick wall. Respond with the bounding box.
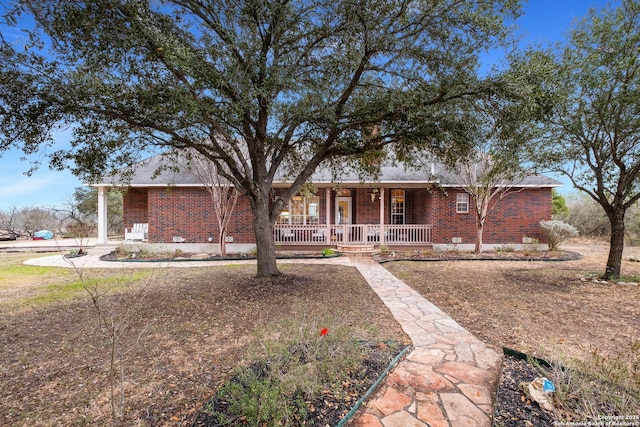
[225,236,234,243]
[451,237,462,243]
[173,236,186,243]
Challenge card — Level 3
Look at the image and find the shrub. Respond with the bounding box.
[320,248,335,256]
[539,220,579,250]
[203,317,366,426]
[497,244,516,253]
[378,245,390,255]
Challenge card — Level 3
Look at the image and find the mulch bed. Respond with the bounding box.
[493,355,555,427]
[100,251,340,262]
[375,250,583,263]
[191,342,408,427]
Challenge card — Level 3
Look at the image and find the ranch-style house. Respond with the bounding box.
[93,154,560,252]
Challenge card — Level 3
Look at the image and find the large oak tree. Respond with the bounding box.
[1,0,522,276]
[519,0,640,279]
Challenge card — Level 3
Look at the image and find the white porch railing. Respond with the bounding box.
[273,224,432,246]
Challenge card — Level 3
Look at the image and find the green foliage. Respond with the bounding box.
[72,186,123,235]
[551,189,569,219]
[213,370,306,426]
[1,0,525,276]
[320,248,334,256]
[520,0,640,276]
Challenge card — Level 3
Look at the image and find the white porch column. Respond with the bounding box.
[325,187,331,244]
[97,186,108,244]
[379,188,385,244]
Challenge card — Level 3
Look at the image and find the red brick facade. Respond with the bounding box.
[430,187,552,244]
[122,185,552,245]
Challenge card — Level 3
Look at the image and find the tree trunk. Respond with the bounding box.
[603,207,626,280]
[219,228,227,256]
[475,222,484,253]
[252,196,280,277]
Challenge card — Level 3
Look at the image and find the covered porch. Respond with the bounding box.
[272,185,435,247]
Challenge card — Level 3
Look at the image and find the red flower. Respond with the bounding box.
[320,328,329,336]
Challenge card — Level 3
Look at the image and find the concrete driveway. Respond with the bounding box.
[0,237,98,252]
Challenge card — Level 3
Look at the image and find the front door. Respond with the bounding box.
[335,197,352,225]
[335,197,352,243]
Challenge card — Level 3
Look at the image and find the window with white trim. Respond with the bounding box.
[391,189,405,224]
[456,193,469,213]
[278,195,320,224]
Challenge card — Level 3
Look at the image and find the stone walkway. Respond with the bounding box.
[18,245,502,426]
[350,258,502,427]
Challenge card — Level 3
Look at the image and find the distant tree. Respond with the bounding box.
[625,202,640,245]
[522,1,640,279]
[18,206,62,237]
[69,186,123,237]
[566,193,610,237]
[0,206,20,238]
[1,0,523,276]
[552,189,570,219]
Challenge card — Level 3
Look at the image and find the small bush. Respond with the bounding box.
[172,249,185,258]
[497,244,516,253]
[320,248,335,256]
[539,220,579,251]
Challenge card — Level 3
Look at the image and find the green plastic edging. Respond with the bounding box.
[99,253,342,263]
[335,344,412,427]
[377,252,583,264]
[503,347,552,369]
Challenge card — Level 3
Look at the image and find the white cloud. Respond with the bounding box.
[0,173,80,209]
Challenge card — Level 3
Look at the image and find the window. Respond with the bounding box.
[278,195,320,224]
[456,193,469,213]
[391,189,405,224]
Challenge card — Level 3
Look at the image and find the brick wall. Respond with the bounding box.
[431,187,552,244]
[354,188,380,224]
[123,188,149,228]
[144,187,255,243]
[123,185,552,245]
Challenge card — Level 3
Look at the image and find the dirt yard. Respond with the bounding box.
[0,259,407,426]
[384,240,640,362]
[0,241,638,426]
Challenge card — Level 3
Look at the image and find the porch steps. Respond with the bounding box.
[336,244,377,257]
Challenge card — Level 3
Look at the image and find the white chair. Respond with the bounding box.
[280,228,295,241]
[312,228,327,241]
[125,223,148,241]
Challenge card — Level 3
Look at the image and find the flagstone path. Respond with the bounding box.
[350,258,502,427]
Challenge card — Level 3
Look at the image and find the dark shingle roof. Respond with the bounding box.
[97,153,561,188]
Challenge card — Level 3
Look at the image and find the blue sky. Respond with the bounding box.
[0,0,613,209]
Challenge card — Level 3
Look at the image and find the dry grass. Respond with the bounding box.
[384,241,640,360]
[384,239,640,418]
[0,257,407,426]
[1,241,638,425]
